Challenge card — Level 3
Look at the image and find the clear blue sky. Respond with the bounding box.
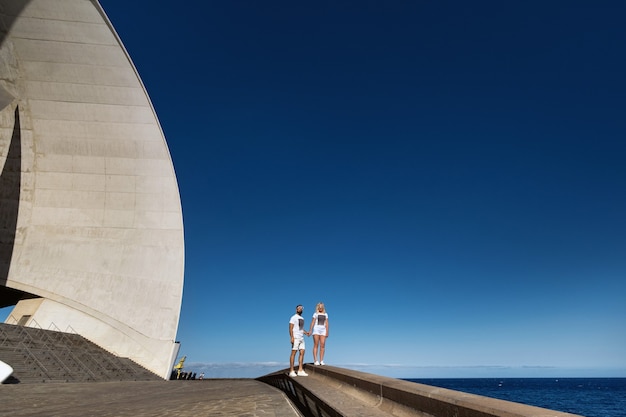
[5,1,625,379]
[101,0,626,379]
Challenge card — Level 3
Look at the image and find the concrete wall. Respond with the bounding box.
[0,0,184,379]
[259,366,583,417]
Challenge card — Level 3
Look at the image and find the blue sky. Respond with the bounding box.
[104,0,626,379]
[4,1,626,379]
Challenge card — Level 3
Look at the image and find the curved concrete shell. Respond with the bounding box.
[0,0,184,379]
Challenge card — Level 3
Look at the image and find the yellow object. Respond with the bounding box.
[173,356,186,378]
[173,356,186,369]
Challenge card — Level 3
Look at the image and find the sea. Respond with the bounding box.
[405,378,626,417]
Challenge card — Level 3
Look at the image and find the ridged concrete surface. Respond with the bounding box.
[0,380,302,417]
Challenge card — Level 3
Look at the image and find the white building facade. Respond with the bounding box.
[0,0,185,379]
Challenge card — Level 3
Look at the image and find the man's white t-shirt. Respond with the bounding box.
[290,314,305,338]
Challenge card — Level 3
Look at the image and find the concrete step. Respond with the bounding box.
[0,323,161,384]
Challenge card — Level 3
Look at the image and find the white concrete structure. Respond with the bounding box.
[0,359,13,383]
[0,0,184,379]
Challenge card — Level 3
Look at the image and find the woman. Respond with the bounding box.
[308,302,329,365]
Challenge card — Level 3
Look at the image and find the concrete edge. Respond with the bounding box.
[259,365,584,417]
[257,368,342,417]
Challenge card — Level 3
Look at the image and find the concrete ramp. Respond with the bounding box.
[258,365,584,417]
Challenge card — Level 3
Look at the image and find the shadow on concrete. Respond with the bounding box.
[0,107,21,290]
[0,1,39,307]
[0,1,31,49]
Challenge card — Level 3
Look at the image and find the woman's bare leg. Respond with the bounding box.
[319,335,326,362]
[313,334,320,363]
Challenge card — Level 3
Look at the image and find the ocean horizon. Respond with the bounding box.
[107,358,626,416]
[406,377,626,417]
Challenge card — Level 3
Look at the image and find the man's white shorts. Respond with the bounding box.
[292,338,305,351]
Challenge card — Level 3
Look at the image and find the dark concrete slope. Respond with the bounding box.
[0,323,160,383]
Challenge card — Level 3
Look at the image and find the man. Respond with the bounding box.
[288,304,309,377]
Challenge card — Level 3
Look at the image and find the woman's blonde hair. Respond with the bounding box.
[315,302,326,313]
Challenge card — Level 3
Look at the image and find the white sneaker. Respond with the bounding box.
[314,361,320,365]
[297,370,308,376]
[289,371,297,377]
[320,361,325,365]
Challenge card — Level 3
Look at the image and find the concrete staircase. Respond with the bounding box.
[0,323,161,384]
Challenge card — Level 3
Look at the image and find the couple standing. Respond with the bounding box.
[288,302,329,377]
